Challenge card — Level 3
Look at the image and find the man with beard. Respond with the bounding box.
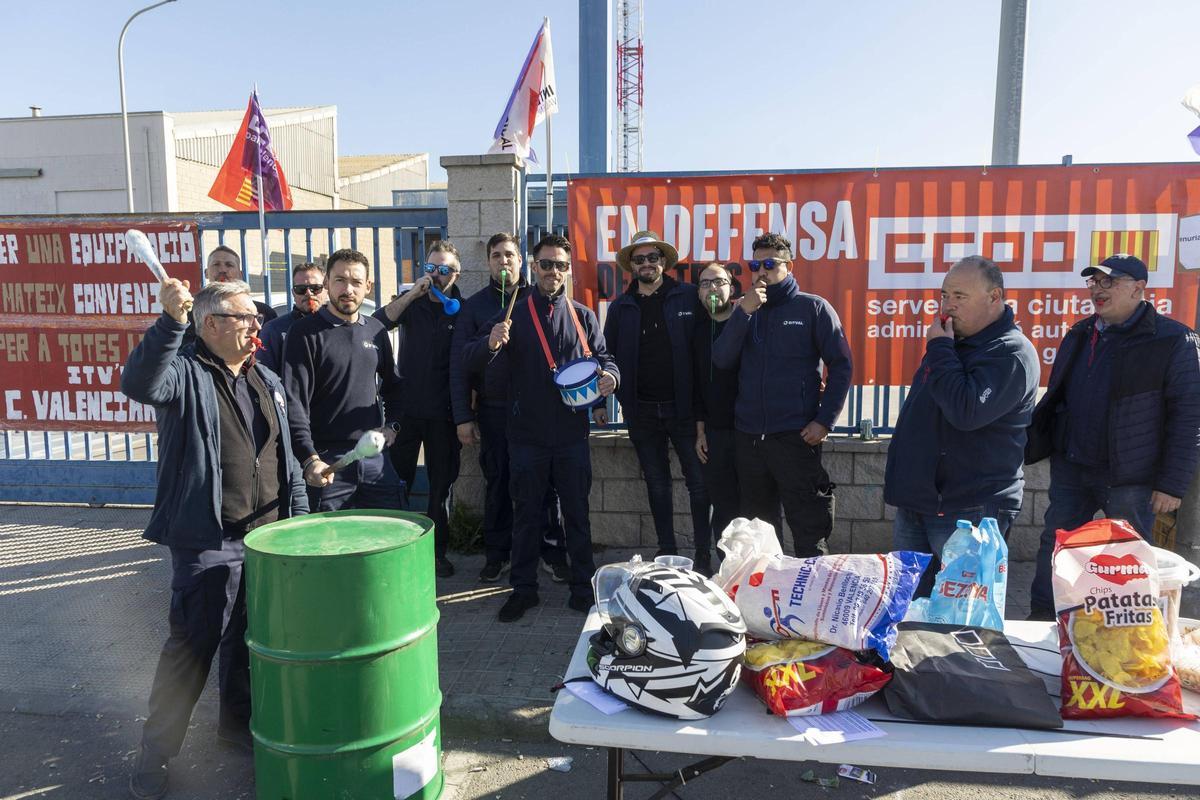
[601,231,711,571]
[693,262,741,551]
[257,262,327,373]
[449,232,570,583]
[374,241,465,578]
[1025,254,1200,619]
[283,248,404,511]
[884,255,1039,597]
[467,235,618,622]
[712,232,852,557]
[123,279,306,800]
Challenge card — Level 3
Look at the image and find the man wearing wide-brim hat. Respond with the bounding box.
[1025,253,1200,619]
[601,230,713,574]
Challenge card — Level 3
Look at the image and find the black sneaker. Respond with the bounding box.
[654,548,678,558]
[216,726,254,754]
[693,552,714,578]
[567,594,593,613]
[129,746,169,800]
[479,559,509,583]
[435,556,456,578]
[498,593,539,623]
[542,559,570,584]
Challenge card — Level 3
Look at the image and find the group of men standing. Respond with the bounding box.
[122,227,1200,799]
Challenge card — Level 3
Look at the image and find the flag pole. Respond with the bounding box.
[543,17,553,236]
[254,87,271,308]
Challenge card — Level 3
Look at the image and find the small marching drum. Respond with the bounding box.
[554,357,602,409]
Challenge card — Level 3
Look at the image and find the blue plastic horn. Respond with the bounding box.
[430,285,460,315]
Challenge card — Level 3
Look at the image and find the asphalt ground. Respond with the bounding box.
[0,503,1193,799]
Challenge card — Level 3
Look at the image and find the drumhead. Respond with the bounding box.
[556,358,600,386]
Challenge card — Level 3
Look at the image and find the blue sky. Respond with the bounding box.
[3,1,1200,181]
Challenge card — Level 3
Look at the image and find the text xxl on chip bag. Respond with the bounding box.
[1052,519,1192,720]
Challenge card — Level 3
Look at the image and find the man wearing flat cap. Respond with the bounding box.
[600,231,712,573]
[1025,253,1200,619]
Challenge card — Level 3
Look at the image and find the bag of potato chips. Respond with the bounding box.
[1052,519,1193,720]
[741,638,891,717]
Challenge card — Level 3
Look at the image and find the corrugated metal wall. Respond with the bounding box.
[174,115,336,196]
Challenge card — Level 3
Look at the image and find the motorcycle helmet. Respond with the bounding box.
[587,560,747,719]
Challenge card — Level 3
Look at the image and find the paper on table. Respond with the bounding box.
[788,710,886,745]
[565,680,629,715]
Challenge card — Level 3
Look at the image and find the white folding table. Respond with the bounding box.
[549,613,1200,799]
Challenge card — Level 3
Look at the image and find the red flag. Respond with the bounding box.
[208,92,294,211]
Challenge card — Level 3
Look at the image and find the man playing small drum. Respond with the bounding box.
[466,234,619,623]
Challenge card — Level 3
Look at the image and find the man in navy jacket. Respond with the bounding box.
[884,256,1039,595]
[601,231,711,571]
[449,232,569,583]
[257,262,327,373]
[1025,254,1200,618]
[466,234,618,623]
[375,241,465,578]
[122,279,306,799]
[713,232,852,557]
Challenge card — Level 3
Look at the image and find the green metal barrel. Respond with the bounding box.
[244,510,442,800]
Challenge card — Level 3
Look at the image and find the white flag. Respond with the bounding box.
[1183,83,1200,118]
[488,19,558,163]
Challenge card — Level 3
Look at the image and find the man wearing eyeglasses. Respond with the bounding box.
[122,279,307,799]
[373,241,465,578]
[466,234,618,623]
[712,232,852,557]
[601,231,711,570]
[257,262,327,373]
[283,248,405,513]
[1025,254,1200,619]
[693,263,741,554]
[449,232,572,584]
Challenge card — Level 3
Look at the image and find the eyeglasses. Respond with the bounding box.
[212,312,265,326]
[423,263,460,276]
[698,278,730,289]
[537,259,571,272]
[1085,275,1131,290]
[630,252,662,266]
[748,257,790,272]
[292,283,323,295]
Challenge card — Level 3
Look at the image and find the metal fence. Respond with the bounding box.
[0,208,446,505]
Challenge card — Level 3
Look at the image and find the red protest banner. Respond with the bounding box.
[567,164,1200,385]
[0,220,202,432]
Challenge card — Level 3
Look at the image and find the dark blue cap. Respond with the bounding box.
[1081,253,1148,282]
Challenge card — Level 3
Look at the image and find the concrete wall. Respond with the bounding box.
[441,154,524,294]
[339,158,428,207]
[454,433,1049,560]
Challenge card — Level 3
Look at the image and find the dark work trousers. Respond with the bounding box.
[508,439,596,603]
[477,403,568,566]
[700,426,740,553]
[627,401,711,555]
[308,448,404,513]
[735,431,835,557]
[390,415,462,560]
[141,539,249,759]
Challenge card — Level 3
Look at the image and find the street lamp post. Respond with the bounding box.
[119,0,178,213]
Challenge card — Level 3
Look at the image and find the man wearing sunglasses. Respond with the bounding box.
[257,262,327,373]
[449,232,572,585]
[604,230,712,573]
[1025,254,1200,619]
[712,232,852,557]
[373,241,466,578]
[885,255,1039,597]
[122,279,307,799]
[466,234,618,623]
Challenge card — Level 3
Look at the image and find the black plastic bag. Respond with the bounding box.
[883,622,1062,729]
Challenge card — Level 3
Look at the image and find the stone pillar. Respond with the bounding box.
[440,154,524,295]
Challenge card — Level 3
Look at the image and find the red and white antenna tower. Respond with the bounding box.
[615,0,644,172]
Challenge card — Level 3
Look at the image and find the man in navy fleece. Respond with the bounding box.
[884,255,1039,596]
[283,248,404,511]
[712,232,852,557]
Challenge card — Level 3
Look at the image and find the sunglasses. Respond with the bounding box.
[212,312,265,326]
[292,283,323,295]
[747,257,790,272]
[423,263,459,276]
[630,252,663,265]
[537,259,571,272]
[698,278,730,289]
